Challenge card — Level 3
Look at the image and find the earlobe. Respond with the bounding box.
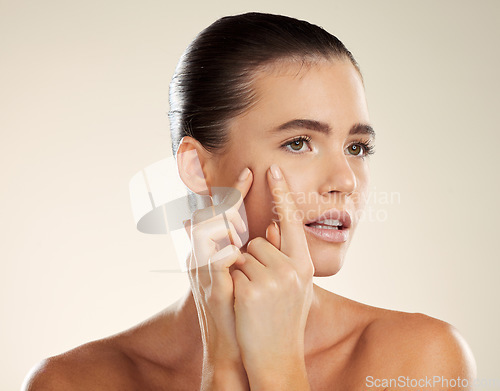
[176,136,211,196]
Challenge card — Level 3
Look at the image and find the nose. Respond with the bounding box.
[318,151,357,197]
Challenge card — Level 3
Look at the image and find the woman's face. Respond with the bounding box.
[209,60,373,276]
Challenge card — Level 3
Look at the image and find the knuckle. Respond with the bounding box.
[241,252,252,262]
[209,259,224,272]
[283,268,299,285]
[275,263,298,285]
[239,286,260,304]
[298,258,315,277]
[264,277,279,293]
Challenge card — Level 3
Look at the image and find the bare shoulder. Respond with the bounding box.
[21,336,142,391]
[22,301,195,391]
[22,336,139,391]
[358,306,477,381]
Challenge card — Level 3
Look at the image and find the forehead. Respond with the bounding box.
[230,60,369,137]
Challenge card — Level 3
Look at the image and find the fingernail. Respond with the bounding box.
[273,221,279,231]
[211,245,238,263]
[270,164,282,180]
[238,167,250,182]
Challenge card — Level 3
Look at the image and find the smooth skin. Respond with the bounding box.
[23,60,476,390]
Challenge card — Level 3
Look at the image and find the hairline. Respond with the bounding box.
[211,54,363,157]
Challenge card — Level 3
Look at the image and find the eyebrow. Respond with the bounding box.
[271,119,376,139]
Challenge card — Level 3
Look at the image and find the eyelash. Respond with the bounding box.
[280,135,376,158]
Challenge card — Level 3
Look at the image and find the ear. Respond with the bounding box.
[176,136,213,196]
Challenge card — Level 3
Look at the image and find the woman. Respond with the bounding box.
[24,12,476,391]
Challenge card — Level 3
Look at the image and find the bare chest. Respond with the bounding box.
[132,342,374,391]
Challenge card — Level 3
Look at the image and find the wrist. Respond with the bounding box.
[245,354,310,391]
[242,344,305,372]
[206,342,242,365]
[202,359,249,391]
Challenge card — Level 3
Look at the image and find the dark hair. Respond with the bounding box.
[169,12,361,158]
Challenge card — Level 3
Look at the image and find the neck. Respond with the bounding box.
[173,282,341,359]
[304,283,346,356]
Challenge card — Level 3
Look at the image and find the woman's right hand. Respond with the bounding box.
[184,167,253,390]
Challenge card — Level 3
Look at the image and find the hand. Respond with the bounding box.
[230,164,315,387]
[183,167,253,389]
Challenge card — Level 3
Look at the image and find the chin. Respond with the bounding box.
[311,257,345,277]
[305,225,356,277]
[307,240,348,277]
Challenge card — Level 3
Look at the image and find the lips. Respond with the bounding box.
[304,209,352,230]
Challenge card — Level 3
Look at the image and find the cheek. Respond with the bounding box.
[350,169,370,228]
[355,167,370,203]
[279,165,316,208]
[280,165,309,190]
[248,176,274,215]
[241,172,277,233]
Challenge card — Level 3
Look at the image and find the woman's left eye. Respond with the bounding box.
[280,136,312,153]
[346,140,376,158]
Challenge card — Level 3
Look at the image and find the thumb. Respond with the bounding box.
[265,221,281,250]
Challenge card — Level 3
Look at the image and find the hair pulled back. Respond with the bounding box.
[168,12,361,158]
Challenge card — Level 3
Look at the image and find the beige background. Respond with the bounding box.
[1,0,499,389]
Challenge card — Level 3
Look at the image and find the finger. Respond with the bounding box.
[218,167,253,247]
[191,167,252,245]
[192,200,247,236]
[208,167,252,222]
[265,221,281,250]
[208,244,242,290]
[235,253,267,282]
[216,167,253,235]
[267,164,310,259]
[223,208,247,236]
[209,244,242,269]
[191,219,243,269]
[194,244,240,297]
[224,221,244,249]
[230,268,250,296]
[223,167,253,215]
[191,218,242,250]
[246,237,280,268]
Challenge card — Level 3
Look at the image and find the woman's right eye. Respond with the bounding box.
[280,136,312,154]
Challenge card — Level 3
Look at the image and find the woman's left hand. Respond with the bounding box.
[230,164,314,389]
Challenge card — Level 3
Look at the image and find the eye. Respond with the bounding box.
[280,136,312,154]
[346,140,376,158]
